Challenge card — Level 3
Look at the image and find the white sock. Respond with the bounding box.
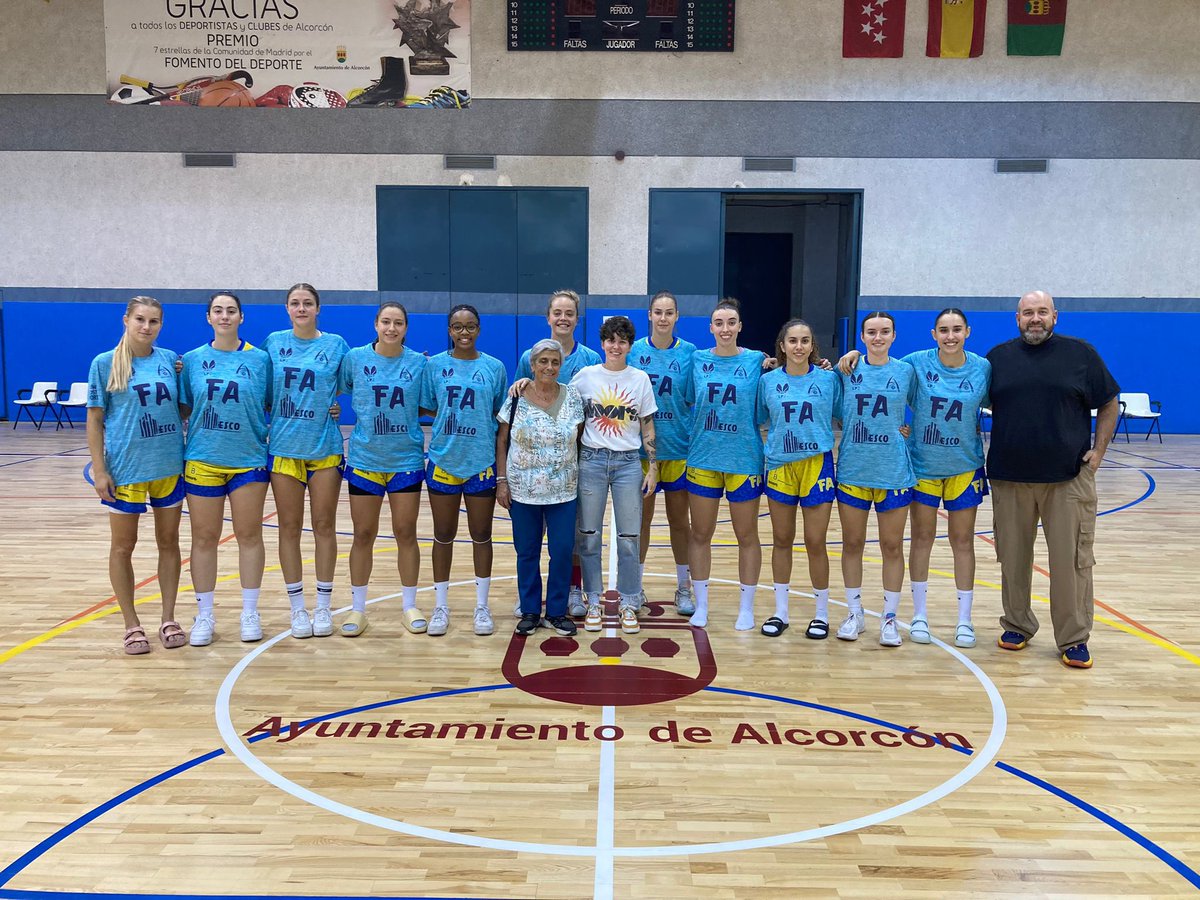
[845,588,863,615]
[676,564,690,589]
[315,580,333,611]
[773,584,790,623]
[813,588,830,623]
[475,576,491,609]
[957,589,974,624]
[241,588,260,614]
[690,579,709,627]
[883,590,901,617]
[911,581,929,620]
[351,584,368,614]
[196,591,215,617]
[735,583,756,630]
[286,581,306,613]
[434,581,449,610]
[402,585,418,610]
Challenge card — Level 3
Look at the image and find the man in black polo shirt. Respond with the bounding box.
[986,291,1120,669]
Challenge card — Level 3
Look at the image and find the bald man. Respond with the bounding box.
[985,291,1119,669]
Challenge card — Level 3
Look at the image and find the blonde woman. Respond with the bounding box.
[86,297,185,654]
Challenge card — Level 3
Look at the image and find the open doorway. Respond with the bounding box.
[722,192,862,360]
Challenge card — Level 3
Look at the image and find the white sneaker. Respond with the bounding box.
[290,608,313,639]
[674,586,696,616]
[568,587,586,618]
[428,607,449,636]
[474,606,495,636]
[189,614,215,647]
[879,616,903,647]
[584,603,603,632]
[239,611,262,642]
[311,607,333,637]
[620,606,640,634]
[836,610,865,641]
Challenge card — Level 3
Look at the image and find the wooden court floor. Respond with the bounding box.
[1,427,1197,899]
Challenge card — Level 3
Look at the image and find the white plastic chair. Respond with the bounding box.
[1117,392,1162,443]
[12,381,61,430]
[55,382,88,430]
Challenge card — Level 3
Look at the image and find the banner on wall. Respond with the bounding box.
[104,0,471,108]
[843,0,906,58]
[926,0,986,58]
[1007,0,1067,56]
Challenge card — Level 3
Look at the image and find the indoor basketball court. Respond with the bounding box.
[1,428,1197,897]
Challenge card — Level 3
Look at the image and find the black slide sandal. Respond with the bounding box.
[761,616,789,637]
[805,618,829,640]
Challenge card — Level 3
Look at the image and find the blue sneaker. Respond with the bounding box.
[1061,643,1093,669]
[998,630,1028,651]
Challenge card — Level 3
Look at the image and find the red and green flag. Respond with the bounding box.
[1008,0,1068,56]
[927,0,987,58]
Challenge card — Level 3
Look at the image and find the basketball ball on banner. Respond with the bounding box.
[199,80,256,108]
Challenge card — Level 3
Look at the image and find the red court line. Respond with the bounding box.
[968,526,1175,645]
[56,511,279,626]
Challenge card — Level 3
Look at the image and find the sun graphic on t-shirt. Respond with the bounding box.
[592,385,636,438]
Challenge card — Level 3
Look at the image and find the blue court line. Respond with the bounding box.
[3,681,1196,895]
[0,448,88,469]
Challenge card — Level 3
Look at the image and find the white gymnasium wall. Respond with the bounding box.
[1,0,1198,101]
[1,151,1197,297]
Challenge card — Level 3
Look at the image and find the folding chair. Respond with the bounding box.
[56,382,88,430]
[12,382,61,430]
[1118,392,1162,443]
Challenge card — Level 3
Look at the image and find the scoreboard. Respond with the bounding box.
[508,1,736,52]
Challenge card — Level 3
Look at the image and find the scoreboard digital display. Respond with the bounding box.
[508,1,735,52]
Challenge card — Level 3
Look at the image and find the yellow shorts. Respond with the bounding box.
[686,466,764,503]
[346,467,424,496]
[105,475,185,514]
[269,454,344,485]
[765,451,836,507]
[836,483,913,512]
[642,458,687,493]
[914,467,989,511]
[425,461,496,496]
[184,460,269,497]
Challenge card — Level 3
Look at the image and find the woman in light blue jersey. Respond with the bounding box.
[758,319,842,640]
[839,308,990,649]
[833,311,916,649]
[178,291,272,648]
[86,296,185,654]
[685,298,766,631]
[629,291,697,616]
[419,304,508,638]
[263,283,349,641]
[340,302,428,639]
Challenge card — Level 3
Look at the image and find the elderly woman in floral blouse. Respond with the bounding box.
[496,339,585,636]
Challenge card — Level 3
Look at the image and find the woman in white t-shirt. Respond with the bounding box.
[570,316,658,635]
[496,339,585,637]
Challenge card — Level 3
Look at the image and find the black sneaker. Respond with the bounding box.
[515,613,541,636]
[545,615,577,636]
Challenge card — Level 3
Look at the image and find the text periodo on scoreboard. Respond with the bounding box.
[507,0,735,52]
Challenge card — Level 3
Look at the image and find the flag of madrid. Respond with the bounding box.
[843,0,907,58]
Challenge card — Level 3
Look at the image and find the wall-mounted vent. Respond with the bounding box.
[183,152,236,168]
[445,155,496,170]
[742,157,796,173]
[995,158,1049,174]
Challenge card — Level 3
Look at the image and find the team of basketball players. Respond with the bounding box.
[86,286,989,655]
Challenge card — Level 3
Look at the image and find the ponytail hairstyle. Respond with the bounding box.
[935,307,969,328]
[107,296,163,394]
[376,300,409,346]
[286,282,320,306]
[649,290,677,311]
[448,303,480,325]
[547,289,581,316]
[860,310,896,335]
[712,296,742,319]
[774,318,821,369]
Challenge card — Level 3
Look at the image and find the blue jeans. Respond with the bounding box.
[577,447,643,607]
[510,498,577,617]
